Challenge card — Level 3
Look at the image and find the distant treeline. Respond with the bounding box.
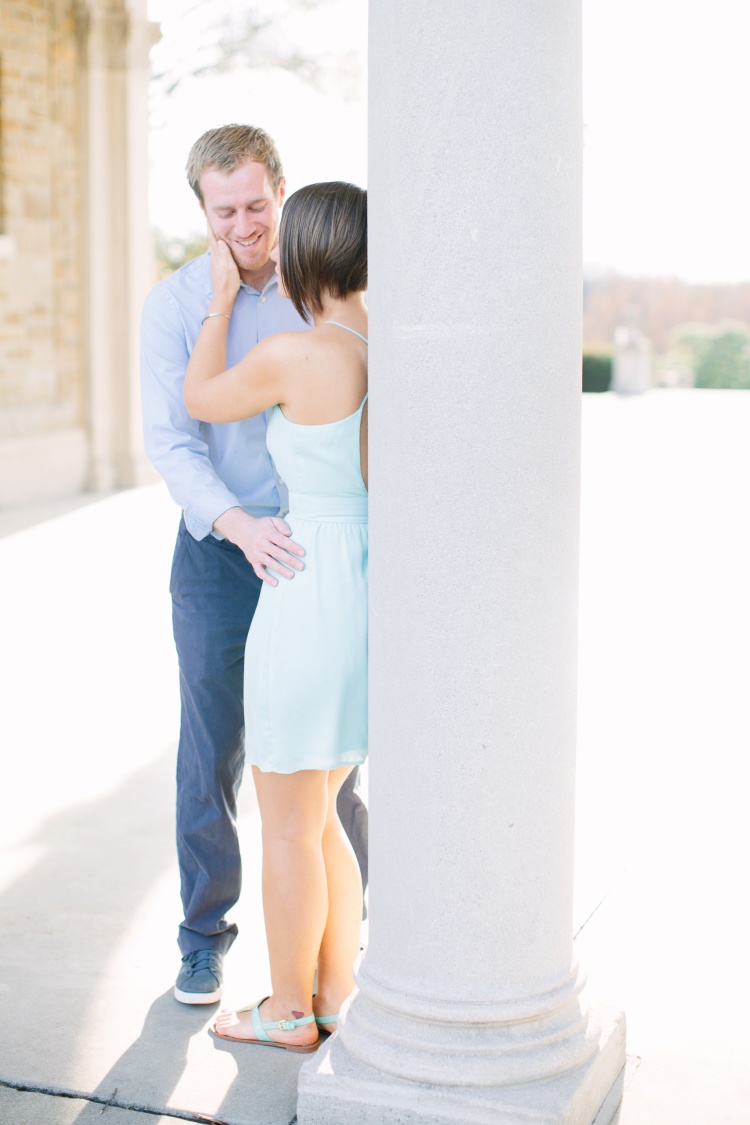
[583,272,750,351]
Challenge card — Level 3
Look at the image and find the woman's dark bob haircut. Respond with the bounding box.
[279,181,367,322]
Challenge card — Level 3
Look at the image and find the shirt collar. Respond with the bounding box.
[199,253,278,298]
[240,275,279,297]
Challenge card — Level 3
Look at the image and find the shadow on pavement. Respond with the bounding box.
[67,991,212,1123]
[0,744,303,1125]
[0,749,178,1095]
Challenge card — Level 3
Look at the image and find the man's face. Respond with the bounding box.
[200,159,285,284]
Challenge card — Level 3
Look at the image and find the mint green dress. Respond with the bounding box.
[243,324,368,773]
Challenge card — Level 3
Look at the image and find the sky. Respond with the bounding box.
[147,0,750,284]
[582,0,750,282]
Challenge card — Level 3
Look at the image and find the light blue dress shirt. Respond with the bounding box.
[140,252,308,540]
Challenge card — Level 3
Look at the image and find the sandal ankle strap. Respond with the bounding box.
[271,1014,316,1031]
[250,1000,316,1042]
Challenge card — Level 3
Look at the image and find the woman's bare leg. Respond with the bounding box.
[314,765,363,1030]
[213,767,330,1047]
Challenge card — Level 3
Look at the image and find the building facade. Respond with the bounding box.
[0,0,155,507]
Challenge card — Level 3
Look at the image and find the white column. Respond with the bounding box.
[297,2,625,1123]
[84,0,158,490]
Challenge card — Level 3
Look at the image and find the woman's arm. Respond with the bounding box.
[184,235,287,423]
[185,324,286,423]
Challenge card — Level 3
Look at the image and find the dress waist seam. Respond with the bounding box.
[288,512,368,525]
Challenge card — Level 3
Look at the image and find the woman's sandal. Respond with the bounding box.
[209,997,319,1053]
[315,1013,339,1036]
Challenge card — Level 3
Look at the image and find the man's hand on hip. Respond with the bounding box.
[213,507,304,586]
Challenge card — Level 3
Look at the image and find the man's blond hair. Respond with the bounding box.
[186,124,284,203]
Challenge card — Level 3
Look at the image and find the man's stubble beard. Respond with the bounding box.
[231,241,273,280]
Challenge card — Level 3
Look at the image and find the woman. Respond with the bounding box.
[184,181,368,1052]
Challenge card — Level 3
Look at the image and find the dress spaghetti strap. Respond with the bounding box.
[323,320,369,345]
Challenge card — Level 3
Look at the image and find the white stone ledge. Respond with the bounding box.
[0,428,89,506]
[299,1004,626,1125]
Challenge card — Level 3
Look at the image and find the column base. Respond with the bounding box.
[297,1005,625,1125]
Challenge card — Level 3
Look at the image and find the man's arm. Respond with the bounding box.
[140,283,304,585]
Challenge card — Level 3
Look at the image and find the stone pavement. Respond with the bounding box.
[0,389,748,1124]
[574,390,750,1124]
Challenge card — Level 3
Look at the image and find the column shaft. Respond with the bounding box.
[298,1,625,1121]
[84,0,156,490]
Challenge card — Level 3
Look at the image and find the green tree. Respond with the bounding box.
[678,325,750,390]
[154,230,208,280]
[582,350,612,393]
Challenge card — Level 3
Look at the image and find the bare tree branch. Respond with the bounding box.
[151,0,364,102]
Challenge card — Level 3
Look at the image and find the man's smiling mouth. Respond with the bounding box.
[236,235,260,248]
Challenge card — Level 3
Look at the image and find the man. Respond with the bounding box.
[140,124,368,1004]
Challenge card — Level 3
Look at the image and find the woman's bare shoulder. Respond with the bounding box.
[253,329,312,359]
[238,330,313,380]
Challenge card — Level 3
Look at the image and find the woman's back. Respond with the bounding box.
[243,319,369,775]
[269,321,368,507]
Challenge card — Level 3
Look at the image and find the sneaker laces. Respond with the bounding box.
[184,949,221,979]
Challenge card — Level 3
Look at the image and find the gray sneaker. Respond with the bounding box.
[174,949,224,1005]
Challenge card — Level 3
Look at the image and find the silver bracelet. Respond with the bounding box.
[202,312,230,325]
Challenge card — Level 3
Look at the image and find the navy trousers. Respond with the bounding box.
[170,518,369,955]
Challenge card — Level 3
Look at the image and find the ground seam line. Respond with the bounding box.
[0,1075,232,1124]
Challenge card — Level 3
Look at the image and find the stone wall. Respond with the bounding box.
[0,0,88,503]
